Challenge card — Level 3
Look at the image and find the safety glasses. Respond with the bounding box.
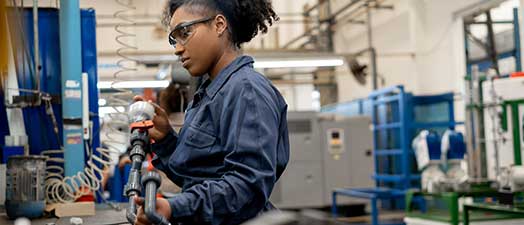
[168,16,215,48]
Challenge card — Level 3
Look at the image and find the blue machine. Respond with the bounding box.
[8,8,100,155]
[2,7,99,177]
[332,85,460,225]
[10,8,63,154]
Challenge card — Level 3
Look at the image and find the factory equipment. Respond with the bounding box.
[441,130,468,191]
[405,74,524,225]
[331,86,459,225]
[270,112,374,209]
[319,115,374,206]
[412,130,468,194]
[1,3,104,206]
[271,112,324,208]
[482,76,524,180]
[5,155,47,219]
[498,166,524,193]
[412,130,446,193]
[124,101,170,225]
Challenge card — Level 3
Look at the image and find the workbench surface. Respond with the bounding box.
[0,204,130,225]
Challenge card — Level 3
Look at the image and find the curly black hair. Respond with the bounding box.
[162,0,279,48]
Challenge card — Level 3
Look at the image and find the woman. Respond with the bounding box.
[133,0,289,224]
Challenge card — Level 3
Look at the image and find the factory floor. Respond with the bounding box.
[0,204,403,225]
[0,204,129,225]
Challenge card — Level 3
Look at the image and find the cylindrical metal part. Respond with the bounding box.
[126,194,137,224]
[144,172,170,225]
[130,144,146,160]
[367,4,378,90]
[33,0,40,92]
[125,169,142,195]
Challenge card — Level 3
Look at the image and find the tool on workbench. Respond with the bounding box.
[124,101,171,225]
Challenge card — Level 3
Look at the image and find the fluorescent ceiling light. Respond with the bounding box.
[253,58,344,69]
[98,80,170,89]
[114,54,346,69]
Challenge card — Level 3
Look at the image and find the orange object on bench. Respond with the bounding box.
[510,71,524,77]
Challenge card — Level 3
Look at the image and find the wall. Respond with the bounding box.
[331,0,520,123]
[332,1,418,101]
[14,0,521,113]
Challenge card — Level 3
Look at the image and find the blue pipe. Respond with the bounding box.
[59,0,84,177]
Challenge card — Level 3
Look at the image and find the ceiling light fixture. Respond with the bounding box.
[97,80,170,89]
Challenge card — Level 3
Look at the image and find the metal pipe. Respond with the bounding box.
[32,0,40,91]
[485,11,500,76]
[303,0,324,16]
[323,0,363,23]
[143,172,170,225]
[126,194,138,223]
[282,25,321,49]
[367,4,378,90]
[125,155,143,224]
[325,0,334,51]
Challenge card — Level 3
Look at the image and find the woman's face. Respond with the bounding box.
[170,7,220,77]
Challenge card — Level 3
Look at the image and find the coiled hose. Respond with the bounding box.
[111,0,138,92]
[41,145,118,204]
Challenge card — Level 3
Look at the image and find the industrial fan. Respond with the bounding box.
[346,56,368,85]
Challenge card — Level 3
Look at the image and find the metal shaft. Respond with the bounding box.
[124,127,170,225]
[32,0,40,91]
[144,174,170,225]
[125,134,146,224]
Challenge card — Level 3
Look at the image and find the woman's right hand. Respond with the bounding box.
[133,96,173,141]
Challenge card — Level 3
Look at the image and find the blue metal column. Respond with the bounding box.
[60,0,84,177]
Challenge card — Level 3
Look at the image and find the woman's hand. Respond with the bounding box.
[133,96,173,141]
[134,196,172,225]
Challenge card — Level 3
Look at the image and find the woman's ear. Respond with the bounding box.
[214,14,228,37]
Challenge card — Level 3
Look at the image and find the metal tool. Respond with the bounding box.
[124,101,170,225]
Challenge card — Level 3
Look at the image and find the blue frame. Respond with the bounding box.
[331,85,459,224]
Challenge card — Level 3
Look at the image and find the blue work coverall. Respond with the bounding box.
[151,55,290,225]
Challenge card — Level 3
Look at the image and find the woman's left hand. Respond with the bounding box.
[134,196,172,225]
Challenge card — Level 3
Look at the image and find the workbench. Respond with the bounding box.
[0,204,130,225]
